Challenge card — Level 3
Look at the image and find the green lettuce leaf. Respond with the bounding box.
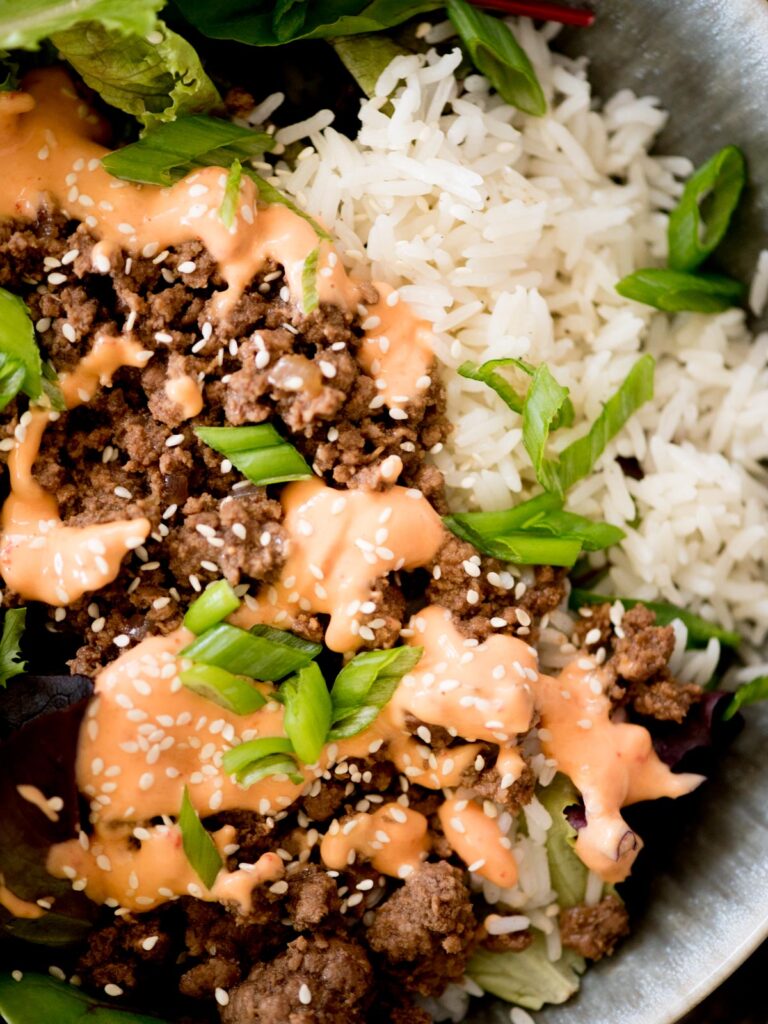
[0,0,162,48]
[331,33,409,99]
[0,972,161,1023]
[468,933,585,1010]
[173,0,442,46]
[0,608,27,688]
[50,19,220,130]
[537,774,588,909]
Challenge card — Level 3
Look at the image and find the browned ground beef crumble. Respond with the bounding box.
[0,208,702,1021]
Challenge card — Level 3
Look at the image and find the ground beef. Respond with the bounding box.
[428,536,567,642]
[221,935,374,1024]
[479,928,533,953]
[574,602,702,721]
[0,210,450,672]
[559,894,630,960]
[76,910,177,993]
[286,865,341,931]
[460,755,535,815]
[367,861,477,996]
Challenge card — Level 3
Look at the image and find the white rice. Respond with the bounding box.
[268,17,768,652]
[258,15,768,1017]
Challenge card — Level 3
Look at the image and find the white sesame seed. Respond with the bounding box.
[215,988,230,1007]
[298,983,312,1005]
[104,984,123,997]
[47,272,67,285]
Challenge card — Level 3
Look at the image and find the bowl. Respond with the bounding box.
[473,2,768,1020]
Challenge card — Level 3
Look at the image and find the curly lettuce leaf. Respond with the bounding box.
[0,608,27,688]
[537,774,589,909]
[50,19,220,130]
[0,0,162,48]
[172,0,442,45]
[468,933,585,1010]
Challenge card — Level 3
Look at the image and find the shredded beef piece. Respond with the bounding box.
[367,861,477,996]
[480,928,533,953]
[221,935,373,1024]
[559,894,630,960]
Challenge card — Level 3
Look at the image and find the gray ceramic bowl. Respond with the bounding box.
[472,1,768,1021]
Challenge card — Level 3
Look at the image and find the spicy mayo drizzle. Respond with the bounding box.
[0,70,435,411]
[241,478,445,652]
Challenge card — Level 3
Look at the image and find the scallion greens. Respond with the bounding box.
[195,423,313,487]
[615,268,745,314]
[183,579,241,635]
[180,621,321,681]
[178,786,223,889]
[180,663,267,715]
[281,661,332,763]
[302,247,320,315]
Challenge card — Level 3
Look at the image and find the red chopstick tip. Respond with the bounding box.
[470,1,596,28]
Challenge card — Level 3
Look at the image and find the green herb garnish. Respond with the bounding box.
[446,0,546,116]
[668,145,746,272]
[724,676,768,720]
[178,786,223,890]
[180,621,321,681]
[218,158,243,229]
[301,247,320,315]
[180,663,266,715]
[195,423,313,487]
[615,268,745,314]
[458,358,574,427]
[328,645,423,740]
[183,579,241,635]
[221,736,303,787]
[281,661,332,763]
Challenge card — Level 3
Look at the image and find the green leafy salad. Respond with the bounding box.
[0,1,763,1023]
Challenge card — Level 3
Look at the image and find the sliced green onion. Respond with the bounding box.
[101,115,274,186]
[548,355,655,495]
[180,622,320,681]
[482,532,584,567]
[328,646,423,741]
[568,589,741,650]
[237,754,304,787]
[668,146,746,272]
[183,579,241,635]
[302,247,320,315]
[218,158,242,229]
[459,358,574,428]
[243,167,332,241]
[195,423,313,486]
[222,736,294,776]
[444,495,624,561]
[281,662,332,764]
[615,268,744,313]
[446,0,546,116]
[178,786,223,889]
[180,663,266,714]
[724,676,768,720]
[522,364,571,493]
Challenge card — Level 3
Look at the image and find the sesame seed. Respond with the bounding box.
[104,983,123,997]
[117,223,135,235]
[215,988,230,1007]
[298,983,312,1005]
[47,272,67,285]
[113,486,132,499]
[114,634,130,648]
